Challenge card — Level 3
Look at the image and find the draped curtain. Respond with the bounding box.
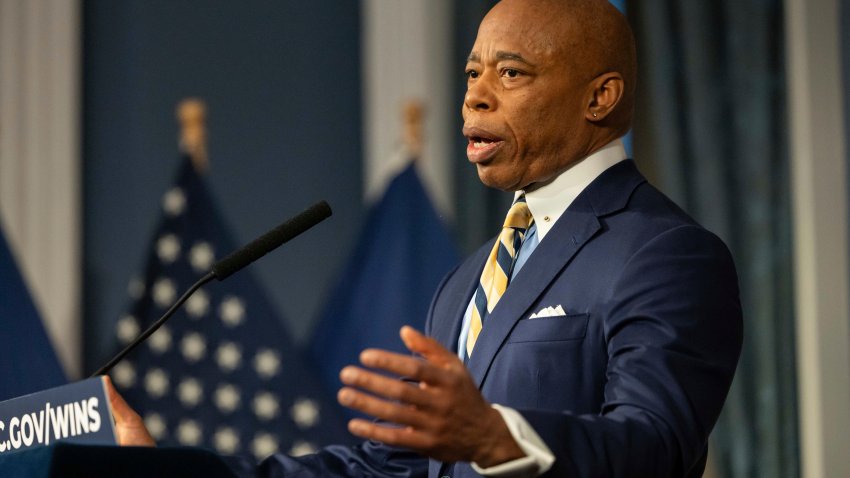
[844,0,850,172]
[629,1,797,477]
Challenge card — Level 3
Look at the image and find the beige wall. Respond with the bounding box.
[0,0,82,378]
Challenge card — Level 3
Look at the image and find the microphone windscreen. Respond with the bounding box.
[211,200,332,281]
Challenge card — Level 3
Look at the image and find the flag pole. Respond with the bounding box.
[177,98,209,173]
[402,99,424,160]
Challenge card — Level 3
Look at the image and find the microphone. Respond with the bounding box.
[91,200,333,377]
[211,200,331,280]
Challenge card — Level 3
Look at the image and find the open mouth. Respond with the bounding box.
[463,126,505,162]
[466,136,504,162]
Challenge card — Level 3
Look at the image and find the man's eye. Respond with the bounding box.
[502,68,520,78]
[466,69,479,79]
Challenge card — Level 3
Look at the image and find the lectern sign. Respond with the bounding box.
[0,377,116,454]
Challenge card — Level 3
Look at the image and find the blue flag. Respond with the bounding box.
[0,223,66,401]
[109,158,351,461]
[309,163,459,411]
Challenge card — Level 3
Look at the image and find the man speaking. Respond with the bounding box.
[108,0,743,476]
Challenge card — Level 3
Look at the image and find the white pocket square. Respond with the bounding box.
[529,305,566,319]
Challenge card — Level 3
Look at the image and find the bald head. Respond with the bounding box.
[486,0,637,134]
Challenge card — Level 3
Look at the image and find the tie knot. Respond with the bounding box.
[503,195,534,230]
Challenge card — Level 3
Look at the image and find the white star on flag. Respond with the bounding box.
[251,432,279,460]
[157,233,181,263]
[144,413,167,440]
[162,187,186,216]
[215,341,242,372]
[219,296,246,327]
[177,377,204,407]
[291,398,320,429]
[213,426,241,454]
[112,361,136,388]
[186,289,210,318]
[127,277,146,300]
[190,241,215,272]
[180,332,207,362]
[176,419,203,446]
[152,278,177,308]
[253,348,281,379]
[214,384,241,413]
[288,440,318,457]
[116,314,140,344]
[253,391,280,421]
[148,325,173,354]
[144,368,170,398]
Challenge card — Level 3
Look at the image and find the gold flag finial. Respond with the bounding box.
[177,98,209,173]
[402,99,425,159]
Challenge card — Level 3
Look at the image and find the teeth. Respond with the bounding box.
[470,137,498,148]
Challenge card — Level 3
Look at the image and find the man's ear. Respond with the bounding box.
[586,72,625,122]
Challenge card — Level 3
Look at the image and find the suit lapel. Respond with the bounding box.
[465,208,601,387]
[466,160,646,388]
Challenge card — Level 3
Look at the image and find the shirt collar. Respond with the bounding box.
[516,139,627,240]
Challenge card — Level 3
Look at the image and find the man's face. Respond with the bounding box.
[462,1,593,191]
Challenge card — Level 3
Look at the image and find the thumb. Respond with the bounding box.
[104,376,136,423]
[102,375,156,447]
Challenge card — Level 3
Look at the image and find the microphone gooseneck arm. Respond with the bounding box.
[91,271,215,377]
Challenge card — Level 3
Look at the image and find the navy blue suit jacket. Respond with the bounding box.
[248,160,743,477]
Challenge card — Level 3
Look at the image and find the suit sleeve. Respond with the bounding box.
[517,225,743,477]
[223,438,428,477]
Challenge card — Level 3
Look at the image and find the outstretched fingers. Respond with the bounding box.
[346,418,436,451]
[356,348,449,387]
[339,365,434,409]
[337,386,429,429]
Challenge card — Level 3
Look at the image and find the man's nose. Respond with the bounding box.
[464,77,495,112]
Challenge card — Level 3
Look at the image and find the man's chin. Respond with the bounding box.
[476,166,522,192]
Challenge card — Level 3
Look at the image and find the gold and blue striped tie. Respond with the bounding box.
[466,194,534,358]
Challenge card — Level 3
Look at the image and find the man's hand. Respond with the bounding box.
[103,376,156,447]
[338,326,525,467]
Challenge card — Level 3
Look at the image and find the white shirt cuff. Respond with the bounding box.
[470,404,555,477]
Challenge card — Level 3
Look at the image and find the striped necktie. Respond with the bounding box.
[466,194,534,358]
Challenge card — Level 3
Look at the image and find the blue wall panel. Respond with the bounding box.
[83,1,362,369]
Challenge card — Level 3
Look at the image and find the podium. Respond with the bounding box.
[0,443,236,477]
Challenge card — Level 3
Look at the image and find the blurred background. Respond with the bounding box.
[1,0,849,476]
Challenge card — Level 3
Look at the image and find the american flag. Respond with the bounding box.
[109,157,351,461]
